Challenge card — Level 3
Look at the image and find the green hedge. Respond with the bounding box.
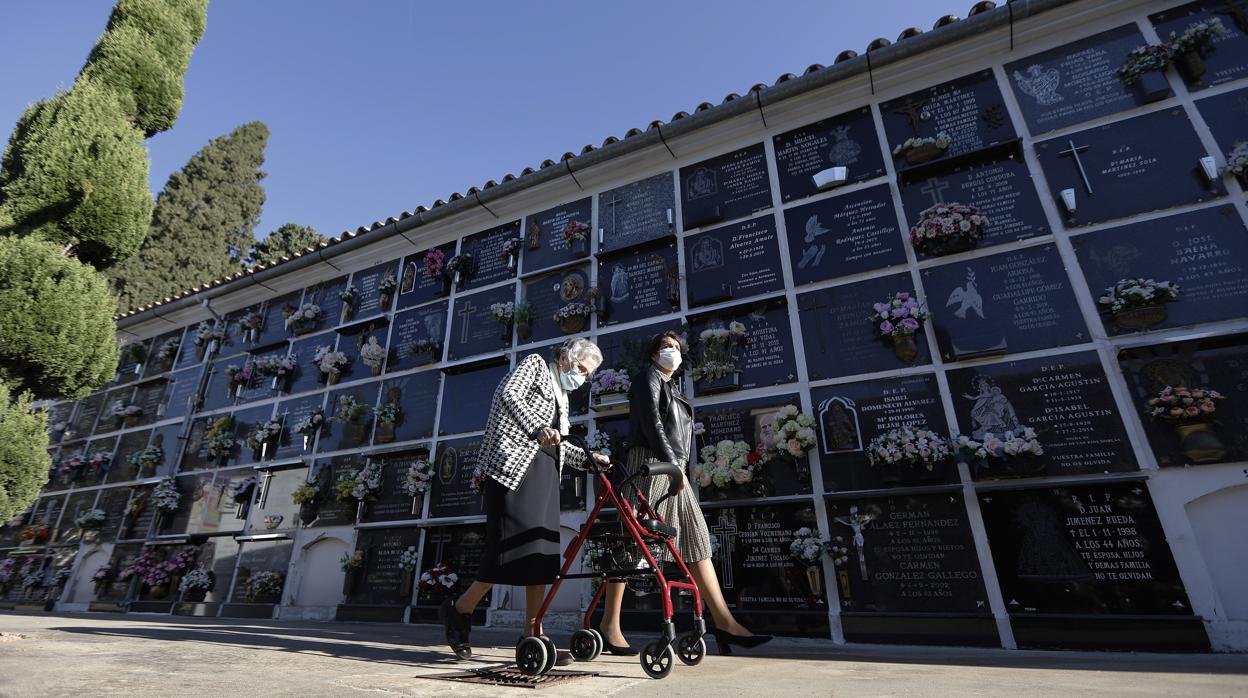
[0,383,51,523]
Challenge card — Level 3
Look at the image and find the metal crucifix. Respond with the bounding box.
[1058,139,1093,195]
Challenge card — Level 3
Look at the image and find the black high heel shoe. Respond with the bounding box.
[710,629,773,655]
[596,629,640,656]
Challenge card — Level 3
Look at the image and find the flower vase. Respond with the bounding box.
[903,142,945,165]
[506,253,518,272]
[516,321,532,343]
[370,364,382,377]
[379,292,392,311]
[325,372,338,386]
[570,237,590,258]
[298,502,318,526]
[559,314,589,334]
[342,571,358,597]
[149,584,168,599]
[375,422,396,444]
[1134,70,1170,103]
[341,303,354,324]
[500,322,513,342]
[410,494,424,517]
[453,271,465,291]
[348,422,368,446]
[891,334,918,363]
[302,434,313,451]
[1175,50,1206,83]
[195,344,206,361]
[1112,305,1167,332]
[1175,422,1226,464]
[183,588,208,603]
[805,565,824,602]
[271,375,283,391]
[233,383,244,399]
[439,276,453,297]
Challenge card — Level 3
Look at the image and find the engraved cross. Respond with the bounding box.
[456,300,476,344]
[1058,139,1093,195]
[920,177,950,206]
[709,511,737,588]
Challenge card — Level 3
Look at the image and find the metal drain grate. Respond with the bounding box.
[419,667,599,689]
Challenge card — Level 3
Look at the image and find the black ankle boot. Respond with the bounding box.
[439,599,473,659]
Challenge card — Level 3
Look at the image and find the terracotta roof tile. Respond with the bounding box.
[835,49,858,63]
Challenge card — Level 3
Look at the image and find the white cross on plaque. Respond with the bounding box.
[920,177,950,206]
[709,510,737,589]
[456,300,477,344]
[1058,139,1093,195]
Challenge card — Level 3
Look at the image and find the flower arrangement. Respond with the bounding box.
[378,271,398,298]
[563,220,590,242]
[256,354,298,379]
[87,451,112,475]
[586,431,612,459]
[340,550,365,573]
[866,427,952,470]
[490,301,515,326]
[335,461,383,502]
[955,427,1044,474]
[224,363,254,394]
[293,409,325,438]
[419,563,460,594]
[359,336,388,374]
[230,475,258,505]
[312,345,349,380]
[90,564,113,586]
[870,292,930,337]
[1098,278,1180,313]
[590,369,631,397]
[125,342,148,365]
[152,477,181,514]
[291,481,320,505]
[155,337,181,364]
[52,567,73,588]
[375,402,400,425]
[446,253,473,282]
[909,203,988,255]
[74,508,107,530]
[21,571,44,590]
[331,395,368,424]
[244,571,284,601]
[1166,18,1228,58]
[1118,44,1170,84]
[1223,142,1248,179]
[204,416,236,460]
[192,321,224,348]
[765,405,818,458]
[1147,386,1223,423]
[502,236,524,260]
[410,338,439,355]
[423,248,447,279]
[59,454,86,481]
[120,547,195,589]
[0,558,17,585]
[237,311,264,341]
[111,400,142,420]
[693,439,758,489]
[691,322,747,384]
[127,446,163,473]
[892,132,951,164]
[284,303,322,331]
[245,419,283,452]
[398,546,420,571]
[338,285,359,305]
[20,522,51,544]
[790,528,828,566]
[400,458,434,497]
[469,468,486,494]
[554,301,595,324]
[178,568,215,593]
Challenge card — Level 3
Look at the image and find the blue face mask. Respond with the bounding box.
[559,369,585,392]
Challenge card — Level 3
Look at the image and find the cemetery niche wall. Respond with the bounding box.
[13,0,1248,652]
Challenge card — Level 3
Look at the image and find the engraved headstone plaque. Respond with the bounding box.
[680,143,774,230]
[521,197,594,274]
[599,172,675,253]
[684,216,784,308]
[773,106,886,203]
[783,184,905,287]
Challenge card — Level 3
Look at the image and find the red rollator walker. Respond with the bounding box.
[516,435,707,680]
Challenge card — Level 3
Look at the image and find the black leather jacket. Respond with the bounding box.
[628,365,692,465]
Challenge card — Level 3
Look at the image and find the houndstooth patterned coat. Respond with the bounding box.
[476,353,588,490]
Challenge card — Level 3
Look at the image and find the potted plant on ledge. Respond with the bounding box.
[178,568,215,603]
[1098,278,1180,331]
[865,426,953,486]
[1118,44,1171,103]
[1147,385,1226,464]
[691,322,747,395]
[892,132,950,165]
[955,426,1045,479]
[909,203,988,257]
[590,369,631,411]
[293,409,325,451]
[374,402,401,444]
[563,220,591,258]
[1165,18,1229,84]
[401,457,434,516]
[292,480,321,526]
[490,301,515,341]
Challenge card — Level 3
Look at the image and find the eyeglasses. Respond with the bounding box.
[569,360,592,378]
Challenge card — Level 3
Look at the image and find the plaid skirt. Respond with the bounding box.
[625,445,712,564]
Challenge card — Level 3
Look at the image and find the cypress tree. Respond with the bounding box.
[246,222,326,268]
[0,383,51,523]
[107,121,270,311]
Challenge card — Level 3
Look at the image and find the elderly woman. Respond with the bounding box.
[597,330,770,656]
[440,338,609,661]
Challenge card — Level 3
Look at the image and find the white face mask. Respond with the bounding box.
[656,347,682,371]
[559,369,586,392]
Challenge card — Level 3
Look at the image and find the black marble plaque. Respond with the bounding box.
[336,323,388,383]
[286,337,325,395]
[680,143,774,229]
[521,265,592,344]
[448,286,515,361]
[237,345,290,403]
[797,272,932,381]
[390,303,448,370]
[95,386,136,435]
[179,417,213,472]
[363,451,429,523]
[783,184,905,287]
[302,276,350,331]
[598,241,681,328]
[200,359,238,413]
[378,372,439,443]
[948,351,1137,478]
[99,543,144,600]
[596,319,686,379]
[97,486,133,542]
[811,373,957,491]
[978,482,1193,615]
[397,242,457,310]
[1195,86,1248,152]
[599,172,675,253]
[113,429,153,482]
[58,490,98,543]
[147,424,181,478]
[694,393,812,499]
[133,378,169,426]
[69,393,104,441]
[690,300,796,396]
[1075,206,1248,335]
[273,394,325,460]
[162,366,204,422]
[249,467,307,534]
[83,436,118,486]
[439,361,508,436]
[173,322,210,371]
[346,527,422,605]
[900,153,1049,255]
[461,220,522,291]
[1036,109,1226,227]
[415,524,488,608]
[522,197,594,274]
[307,455,363,528]
[230,405,273,467]
[1118,332,1248,467]
[922,245,1089,361]
[121,486,156,540]
[256,292,302,347]
[1006,24,1165,135]
[684,215,784,308]
[1152,1,1248,91]
[429,437,485,519]
[231,539,293,600]
[44,402,74,445]
[699,502,830,636]
[881,69,1016,166]
[321,385,377,453]
[350,260,400,320]
[158,474,206,535]
[141,329,184,379]
[774,106,886,203]
[827,493,988,613]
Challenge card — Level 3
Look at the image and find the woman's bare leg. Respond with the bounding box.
[523,584,547,636]
[689,558,751,636]
[453,580,492,616]
[599,582,628,646]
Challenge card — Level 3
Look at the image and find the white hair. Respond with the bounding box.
[557,337,602,368]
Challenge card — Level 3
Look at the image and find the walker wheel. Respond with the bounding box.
[675,632,706,666]
[640,640,675,679]
[588,628,604,660]
[516,636,548,676]
[539,635,557,675]
[571,629,599,661]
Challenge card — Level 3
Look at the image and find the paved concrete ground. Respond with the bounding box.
[1,612,1246,697]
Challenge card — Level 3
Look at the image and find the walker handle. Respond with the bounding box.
[640,461,685,509]
[562,434,609,473]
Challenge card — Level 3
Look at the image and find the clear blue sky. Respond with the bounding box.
[1,0,948,241]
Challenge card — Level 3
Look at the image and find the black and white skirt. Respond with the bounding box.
[476,446,561,586]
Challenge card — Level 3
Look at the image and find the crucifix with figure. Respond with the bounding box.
[892,95,930,135]
[457,300,477,344]
[709,510,737,588]
[1058,139,1093,195]
[832,505,875,580]
[1214,0,1248,32]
